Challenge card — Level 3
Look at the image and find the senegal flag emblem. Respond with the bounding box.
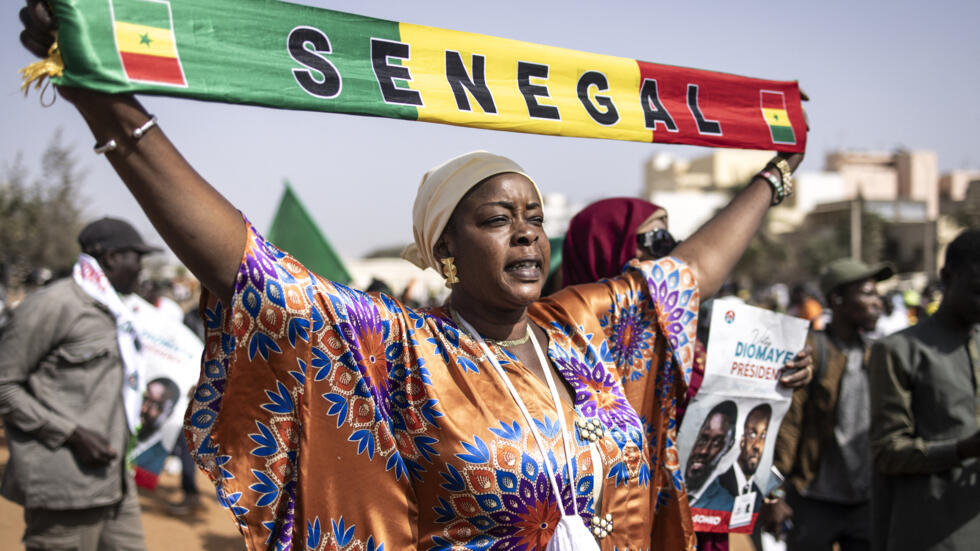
[760,90,795,145]
[110,0,186,86]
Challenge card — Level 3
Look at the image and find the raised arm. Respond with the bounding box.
[671,150,804,299]
[20,0,244,303]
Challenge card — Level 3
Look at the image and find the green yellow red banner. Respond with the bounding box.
[47,0,806,151]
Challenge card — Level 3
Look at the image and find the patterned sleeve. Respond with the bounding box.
[544,257,699,395]
[538,255,700,549]
[622,257,699,549]
[611,257,699,389]
[184,221,417,551]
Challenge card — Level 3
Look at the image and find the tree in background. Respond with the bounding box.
[797,208,888,277]
[731,228,789,288]
[0,131,87,289]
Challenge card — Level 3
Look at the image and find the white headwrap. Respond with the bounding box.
[401,151,543,274]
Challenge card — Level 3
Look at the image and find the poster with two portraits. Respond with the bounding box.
[678,299,809,533]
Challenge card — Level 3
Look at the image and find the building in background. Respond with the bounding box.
[825,150,940,218]
[809,150,943,274]
[940,169,980,206]
[541,192,585,242]
[642,148,975,286]
[643,149,772,239]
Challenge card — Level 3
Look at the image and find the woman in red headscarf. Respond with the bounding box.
[561,198,670,287]
[561,197,711,400]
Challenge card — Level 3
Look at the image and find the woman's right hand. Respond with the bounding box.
[19,0,55,59]
[20,0,108,107]
[17,0,245,304]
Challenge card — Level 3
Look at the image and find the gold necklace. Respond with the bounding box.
[486,333,531,347]
[448,306,531,347]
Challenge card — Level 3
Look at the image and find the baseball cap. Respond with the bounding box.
[77,217,162,256]
[819,258,895,297]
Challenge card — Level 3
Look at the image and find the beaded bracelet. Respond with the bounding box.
[758,169,788,205]
[770,158,795,196]
[93,115,158,155]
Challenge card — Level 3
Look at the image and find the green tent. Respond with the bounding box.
[266,182,351,284]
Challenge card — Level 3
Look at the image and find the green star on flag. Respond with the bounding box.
[110,0,187,86]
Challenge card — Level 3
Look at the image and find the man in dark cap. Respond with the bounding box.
[870,229,980,550]
[0,217,159,550]
[762,257,893,550]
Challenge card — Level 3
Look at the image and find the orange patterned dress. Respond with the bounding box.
[185,221,699,550]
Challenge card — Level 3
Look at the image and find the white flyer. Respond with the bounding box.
[678,298,809,534]
[124,294,203,489]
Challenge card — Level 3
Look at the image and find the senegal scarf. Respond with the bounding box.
[26,0,805,152]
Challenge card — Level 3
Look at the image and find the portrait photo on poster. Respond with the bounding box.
[138,376,181,442]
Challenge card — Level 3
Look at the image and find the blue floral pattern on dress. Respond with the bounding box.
[185,222,699,551]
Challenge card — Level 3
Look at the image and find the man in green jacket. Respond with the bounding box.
[764,258,893,550]
[870,229,980,550]
[0,218,158,551]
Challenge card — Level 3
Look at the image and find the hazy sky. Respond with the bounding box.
[2,0,978,257]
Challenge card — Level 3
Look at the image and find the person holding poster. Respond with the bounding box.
[677,299,810,535]
[18,3,808,550]
[765,258,894,550]
[560,198,814,403]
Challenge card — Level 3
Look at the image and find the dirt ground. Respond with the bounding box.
[0,429,755,550]
[0,429,243,551]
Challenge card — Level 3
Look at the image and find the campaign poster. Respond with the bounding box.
[677,299,809,533]
[125,294,203,489]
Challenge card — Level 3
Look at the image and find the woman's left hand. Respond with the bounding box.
[778,345,814,388]
[775,101,810,173]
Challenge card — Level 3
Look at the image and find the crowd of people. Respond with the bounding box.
[2,2,977,550]
[3,191,975,551]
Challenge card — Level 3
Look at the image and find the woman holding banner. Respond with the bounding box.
[19,2,805,550]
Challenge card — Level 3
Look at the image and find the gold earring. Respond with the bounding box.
[441,257,460,288]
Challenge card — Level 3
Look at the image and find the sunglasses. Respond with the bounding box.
[637,228,679,259]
